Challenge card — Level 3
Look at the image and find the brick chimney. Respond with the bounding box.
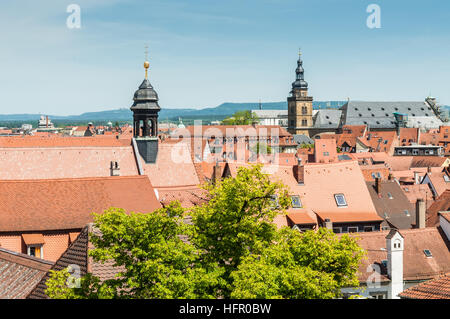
[293,158,304,185]
[110,161,120,176]
[375,177,382,195]
[415,199,426,229]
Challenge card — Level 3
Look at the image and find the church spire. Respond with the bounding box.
[291,49,308,92]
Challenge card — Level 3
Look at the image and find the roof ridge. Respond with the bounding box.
[0,175,147,183]
[0,247,54,266]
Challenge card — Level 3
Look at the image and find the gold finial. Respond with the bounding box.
[298,48,302,57]
[144,44,150,79]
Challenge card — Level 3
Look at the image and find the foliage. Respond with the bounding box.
[250,142,272,155]
[190,164,290,297]
[299,143,314,149]
[45,165,364,299]
[222,110,259,125]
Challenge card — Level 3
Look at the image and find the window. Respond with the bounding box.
[323,152,329,156]
[384,212,389,219]
[370,293,387,299]
[333,227,342,234]
[334,194,347,207]
[387,192,393,199]
[348,227,358,233]
[27,245,43,259]
[424,249,432,258]
[270,195,279,209]
[364,226,375,232]
[381,260,388,268]
[290,195,302,208]
[404,210,410,216]
[302,119,307,126]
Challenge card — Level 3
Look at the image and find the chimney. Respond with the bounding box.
[388,173,393,181]
[293,158,304,185]
[414,171,420,185]
[375,177,381,194]
[415,199,426,229]
[386,230,404,299]
[324,218,333,230]
[110,161,120,176]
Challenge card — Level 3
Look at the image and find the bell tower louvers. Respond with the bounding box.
[131,57,161,163]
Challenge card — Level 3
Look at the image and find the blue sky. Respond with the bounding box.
[0,0,449,115]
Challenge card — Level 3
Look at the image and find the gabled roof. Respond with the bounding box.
[27,224,124,299]
[427,190,450,227]
[342,101,439,129]
[350,228,450,283]
[366,180,416,229]
[399,273,450,299]
[0,176,161,232]
[0,247,53,299]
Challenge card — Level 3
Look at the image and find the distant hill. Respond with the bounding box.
[0,101,346,123]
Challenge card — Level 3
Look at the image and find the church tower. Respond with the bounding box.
[287,50,313,136]
[130,52,161,163]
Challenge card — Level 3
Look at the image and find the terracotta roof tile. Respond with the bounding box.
[0,247,53,299]
[349,228,450,283]
[0,176,161,232]
[399,273,450,299]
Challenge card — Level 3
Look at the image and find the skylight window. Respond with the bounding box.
[334,194,347,207]
[424,249,432,258]
[387,192,393,199]
[404,210,410,216]
[291,195,302,208]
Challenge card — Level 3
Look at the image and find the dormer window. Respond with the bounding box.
[334,194,347,207]
[291,195,302,208]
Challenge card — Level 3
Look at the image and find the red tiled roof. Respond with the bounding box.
[28,224,123,299]
[350,228,450,283]
[0,176,161,232]
[427,190,450,227]
[399,273,450,299]
[315,211,383,223]
[0,247,53,299]
[287,212,317,225]
[142,141,200,188]
[22,234,45,245]
[0,136,131,148]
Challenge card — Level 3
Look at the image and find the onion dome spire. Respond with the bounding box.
[291,48,308,91]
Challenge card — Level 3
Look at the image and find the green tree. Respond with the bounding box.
[45,165,364,299]
[222,110,259,125]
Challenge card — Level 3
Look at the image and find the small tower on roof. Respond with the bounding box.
[130,47,161,163]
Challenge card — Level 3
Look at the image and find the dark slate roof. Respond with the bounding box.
[366,180,416,230]
[313,109,342,128]
[0,247,53,299]
[293,134,314,145]
[342,101,439,129]
[27,224,123,299]
[130,79,161,111]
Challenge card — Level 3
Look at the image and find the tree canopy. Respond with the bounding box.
[46,164,365,299]
[221,110,259,125]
